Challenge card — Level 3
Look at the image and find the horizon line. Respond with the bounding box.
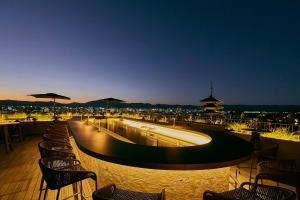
[1,99,300,107]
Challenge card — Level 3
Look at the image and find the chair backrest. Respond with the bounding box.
[39,158,62,190]
[256,160,300,187]
[242,182,296,200]
[39,157,96,191]
[43,134,69,143]
[38,141,75,158]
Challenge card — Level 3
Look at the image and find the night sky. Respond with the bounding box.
[0,1,299,105]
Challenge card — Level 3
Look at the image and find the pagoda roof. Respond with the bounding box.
[203,110,217,113]
[204,103,217,107]
[200,95,223,103]
[204,106,224,110]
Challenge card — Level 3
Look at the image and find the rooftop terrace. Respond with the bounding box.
[0,120,298,199]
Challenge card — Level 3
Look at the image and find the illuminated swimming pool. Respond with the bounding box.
[69,120,253,200]
[106,119,212,147]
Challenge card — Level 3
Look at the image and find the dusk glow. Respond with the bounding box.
[0,1,300,105]
[1,2,300,198]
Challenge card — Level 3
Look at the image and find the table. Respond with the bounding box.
[0,122,20,153]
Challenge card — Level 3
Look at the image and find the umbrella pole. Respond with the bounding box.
[53,97,56,119]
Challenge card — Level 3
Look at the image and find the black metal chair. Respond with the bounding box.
[232,140,278,186]
[41,139,72,149]
[255,159,300,199]
[38,141,75,158]
[39,157,97,200]
[45,129,69,137]
[44,125,69,134]
[38,157,81,198]
[45,123,70,137]
[38,141,76,199]
[203,182,295,200]
[93,184,165,200]
[42,134,70,143]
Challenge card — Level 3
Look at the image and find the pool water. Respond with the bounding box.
[104,119,211,147]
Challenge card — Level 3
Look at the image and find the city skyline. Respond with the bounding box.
[0,1,300,105]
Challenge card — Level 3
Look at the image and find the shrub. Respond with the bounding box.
[194,118,206,123]
[263,127,297,141]
[228,122,248,131]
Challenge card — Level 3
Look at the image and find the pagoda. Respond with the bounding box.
[200,82,224,116]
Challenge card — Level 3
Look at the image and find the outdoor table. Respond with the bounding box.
[0,122,20,153]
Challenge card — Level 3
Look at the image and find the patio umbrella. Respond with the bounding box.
[28,93,71,118]
[98,98,125,129]
[99,98,125,109]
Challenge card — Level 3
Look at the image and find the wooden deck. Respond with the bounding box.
[0,136,92,200]
[0,135,296,200]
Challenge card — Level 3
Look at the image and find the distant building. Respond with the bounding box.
[200,83,224,117]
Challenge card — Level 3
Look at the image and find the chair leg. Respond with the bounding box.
[72,183,78,200]
[255,175,265,185]
[249,157,255,183]
[40,177,44,190]
[38,177,44,200]
[296,186,299,200]
[254,174,260,184]
[80,181,83,199]
[235,166,240,188]
[43,186,48,200]
[56,188,60,200]
[95,177,97,191]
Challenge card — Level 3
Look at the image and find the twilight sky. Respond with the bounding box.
[0,1,299,105]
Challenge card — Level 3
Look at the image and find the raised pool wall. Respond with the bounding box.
[70,138,230,200]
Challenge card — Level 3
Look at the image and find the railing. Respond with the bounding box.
[82,116,300,142]
[224,119,299,133]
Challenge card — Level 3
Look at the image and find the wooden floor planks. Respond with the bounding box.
[0,136,92,200]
